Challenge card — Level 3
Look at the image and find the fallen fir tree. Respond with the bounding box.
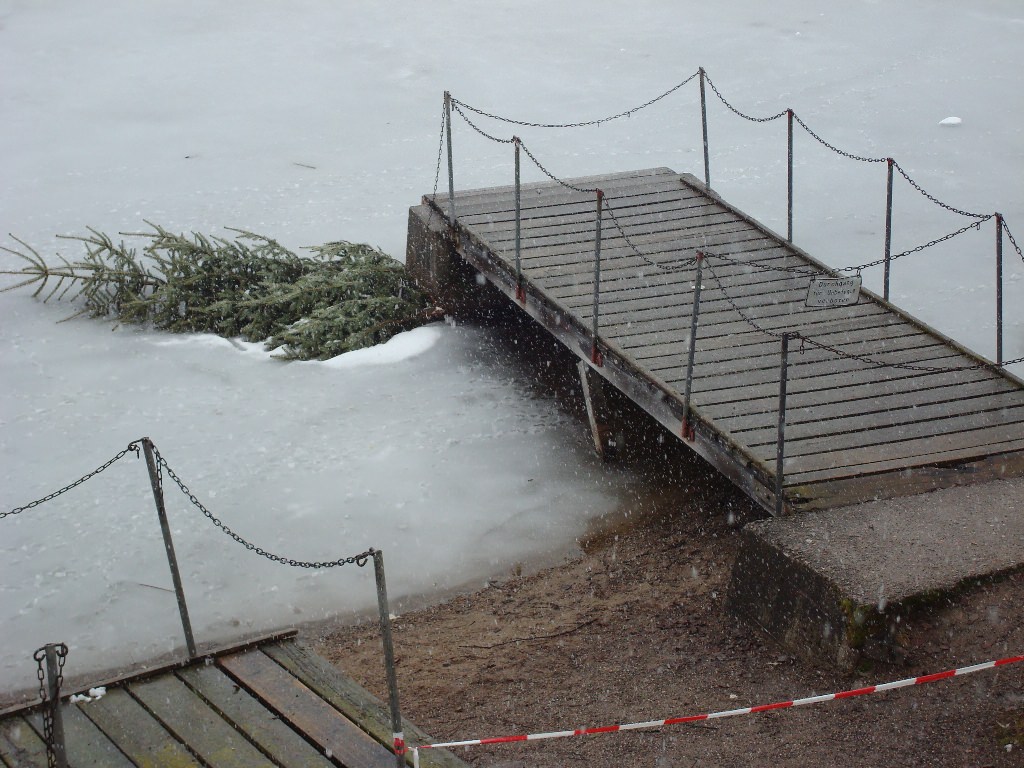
[1,224,439,360]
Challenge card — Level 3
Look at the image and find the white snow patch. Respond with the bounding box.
[939,116,962,126]
[315,325,442,369]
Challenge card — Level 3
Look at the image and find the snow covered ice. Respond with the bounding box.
[1,0,1022,697]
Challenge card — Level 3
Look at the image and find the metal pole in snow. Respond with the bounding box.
[681,253,704,442]
[43,644,68,768]
[883,158,894,302]
[372,549,406,767]
[445,91,456,226]
[591,189,604,365]
[141,438,197,659]
[699,68,710,188]
[996,213,1004,366]
[775,333,795,516]
[515,138,524,303]
[787,109,794,243]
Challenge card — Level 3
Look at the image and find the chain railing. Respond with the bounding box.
[5,439,408,766]
[439,68,1020,374]
[433,69,1022,513]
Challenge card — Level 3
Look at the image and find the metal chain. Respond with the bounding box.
[450,101,515,145]
[518,139,599,194]
[4,441,142,520]
[839,216,993,273]
[603,202,697,274]
[706,250,820,276]
[790,112,887,163]
[891,161,989,219]
[152,447,372,569]
[451,70,701,129]
[1004,218,1024,263]
[702,71,788,123]
[34,644,68,768]
[702,255,1019,372]
[428,97,446,219]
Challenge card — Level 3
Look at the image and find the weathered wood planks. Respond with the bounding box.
[0,637,469,768]
[420,166,1024,512]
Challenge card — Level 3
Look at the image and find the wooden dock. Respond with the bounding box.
[408,167,1024,513]
[0,633,466,768]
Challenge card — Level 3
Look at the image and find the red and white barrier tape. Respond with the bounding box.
[410,653,1022,764]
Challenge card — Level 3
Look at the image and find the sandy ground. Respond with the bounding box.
[313,451,1024,768]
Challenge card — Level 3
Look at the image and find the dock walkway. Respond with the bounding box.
[409,167,1024,512]
[0,633,465,768]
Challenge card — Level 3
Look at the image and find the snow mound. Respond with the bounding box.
[939,116,962,126]
[316,325,443,369]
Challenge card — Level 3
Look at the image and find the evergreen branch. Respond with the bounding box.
[2,224,437,361]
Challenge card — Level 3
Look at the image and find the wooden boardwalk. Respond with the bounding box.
[0,633,465,768]
[410,167,1024,512]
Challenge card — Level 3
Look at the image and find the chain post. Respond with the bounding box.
[681,252,704,441]
[371,549,405,768]
[141,438,197,659]
[514,137,525,303]
[775,333,796,516]
[883,157,894,301]
[699,68,710,188]
[996,212,1004,366]
[787,109,794,243]
[444,91,455,226]
[34,644,69,768]
[591,189,605,365]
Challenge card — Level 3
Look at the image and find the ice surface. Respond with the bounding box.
[1,0,1022,695]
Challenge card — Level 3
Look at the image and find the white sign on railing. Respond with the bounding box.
[805,275,862,308]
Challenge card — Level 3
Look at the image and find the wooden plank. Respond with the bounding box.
[484,208,747,253]
[518,223,770,269]
[610,303,916,353]
[650,339,946,390]
[789,442,1024,487]
[128,675,276,768]
[0,716,48,768]
[25,705,136,768]
[177,665,335,768]
[781,423,1024,477]
[479,199,732,242]
[428,167,677,208]
[638,328,928,378]
[263,641,468,768]
[715,378,1020,432]
[458,186,707,227]
[554,252,806,312]
[620,305,893,355]
[667,339,951,396]
[219,649,395,768]
[76,687,203,768]
[689,352,990,409]
[642,320,919,370]
[751,403,1024,460]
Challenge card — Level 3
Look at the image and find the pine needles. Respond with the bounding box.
[1,224,435,360]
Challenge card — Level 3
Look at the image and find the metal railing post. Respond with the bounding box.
[444,91,455,226]
[775,333,796,516]
[699,68,710,188]
[514,137,524,303]
[591,189,605,365]
[883,158,894,301]
[141,438,197,659]
[371,549,405,768]
[41,644,68,768]
[996,213,1004,366]
[787,109,794,243]
[681,252,704,441]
